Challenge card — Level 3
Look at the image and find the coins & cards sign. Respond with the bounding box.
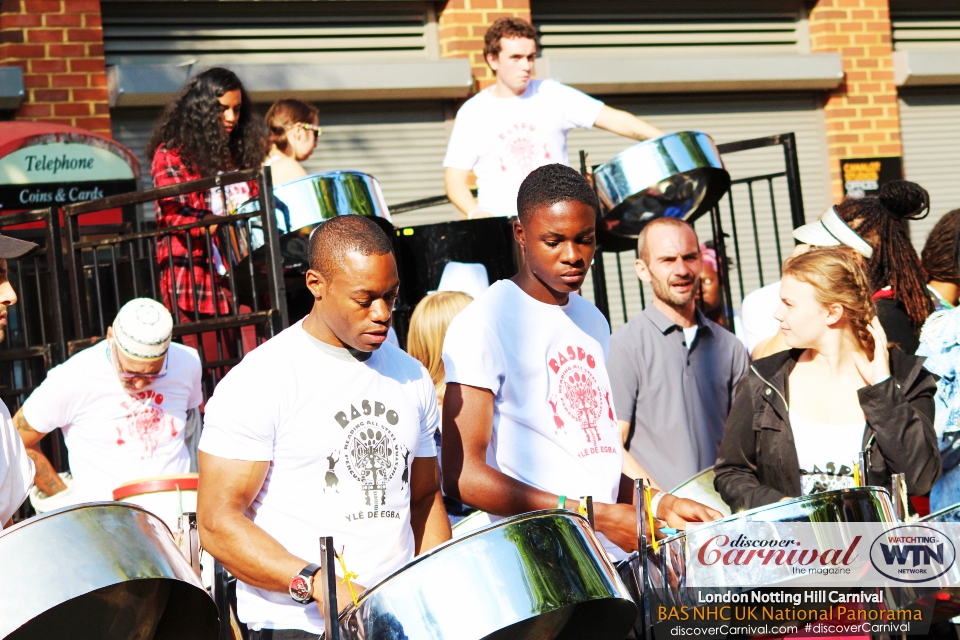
[0,124,139,213]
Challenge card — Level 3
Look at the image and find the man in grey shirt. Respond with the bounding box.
[608,218,749,491]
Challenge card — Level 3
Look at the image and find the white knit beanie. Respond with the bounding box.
[113,298,173,361]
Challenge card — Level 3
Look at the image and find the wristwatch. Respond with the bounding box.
[289,563,321,604]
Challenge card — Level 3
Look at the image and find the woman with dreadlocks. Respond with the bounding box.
[921,209,960,311]
[793,180,933,354]
[148,67,265,364]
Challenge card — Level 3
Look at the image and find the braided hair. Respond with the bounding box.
[921,209,960,285]
[782,246,877,353]
[835,180,931,329]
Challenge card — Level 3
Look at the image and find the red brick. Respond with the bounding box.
[86,43,102,55]
[54,102,90,116]
[846,95,869,104]
[0,30,24,44]
[62,0,101,12]
[825,120,847,131]
[822,34,852,46]
[45,13,83,27]
[871,94,897,104]
[23,0,61,12]
[856,57,878,68]
[851,10,876,19]
[863,132,887,143]
[29,58,66,72]
[829,134,860,144]
[74,116,112,130]
[28,29,68,45]
[51,73,87,87]
[83,13,101,28]
[841,47,865,56]
[33,88,68,101]
[828,107,858,118]
[68,57,102,72]
[447,11,483,23]
[22,74,48,87]
[438,25,469,38]
[845,70,869,81]
[839,22,864,32]
[851,145,877,155]
[500,0,531,8]
[93,102,108,114]
[876,118,900,129]
[89,71,105,86]
[3,43,44,57]
[860,107,884,117]
[469,0,499,8]
[877,144,901,154]
[72,87,106,101]
[48,43,83,56]
[847,120,873,130]
[15,103,50,117]
[4,13,42,27]
[65,28,102,42]
[814,9,848,19]
[853,33,881,44]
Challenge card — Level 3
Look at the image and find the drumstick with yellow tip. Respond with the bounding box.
[335,547,360,607]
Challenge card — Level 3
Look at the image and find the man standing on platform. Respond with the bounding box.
[608,218,748,491]
[441,164,721,561]
[198,216,450,639]
[443,17,664,219]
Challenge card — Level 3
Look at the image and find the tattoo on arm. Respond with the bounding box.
[13,408,68,495]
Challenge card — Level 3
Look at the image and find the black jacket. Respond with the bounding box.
[714,348,940,512]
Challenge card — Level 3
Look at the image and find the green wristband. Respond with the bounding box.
[558,495,567,510]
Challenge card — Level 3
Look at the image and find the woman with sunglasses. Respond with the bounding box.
[12,298,204,507]
[263,98,321,186]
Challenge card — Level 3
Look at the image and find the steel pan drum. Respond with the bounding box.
[593,131,730,239]
[669,466,731,518]
[336,510,637,640]
[0,502,219,640]
[642,486,896,628]
[920,503,960,622]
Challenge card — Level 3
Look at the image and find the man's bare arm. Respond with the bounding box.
[593,106,664,142]
[13,408,66,495]
[197,452,359,611]
[617,419,663,488]
[409,456,451,555]
[444,168,484,218]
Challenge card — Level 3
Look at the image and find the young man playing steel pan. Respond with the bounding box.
[441,164,722,560]
[443,17,663,220]
[198,215,450,639]
[0,233,40,528]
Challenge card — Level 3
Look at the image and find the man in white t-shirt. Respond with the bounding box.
[15,298,203,505]
[198,215,450,639]
[441,164,721,560]
[443,17,664,219]
[0,232,40,527]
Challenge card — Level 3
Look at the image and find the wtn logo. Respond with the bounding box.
[870,526,956,583]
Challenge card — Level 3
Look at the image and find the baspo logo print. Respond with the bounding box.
[334,399,403,518]
[117,390,176,459]
[549,345,616,455]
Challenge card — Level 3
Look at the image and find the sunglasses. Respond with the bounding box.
[109,339,168,381]
[287,123,322,136]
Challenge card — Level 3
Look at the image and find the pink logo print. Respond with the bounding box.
[118,391,175,459]
[559,369,603,446]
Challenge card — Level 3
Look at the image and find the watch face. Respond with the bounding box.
[290,575,311,602]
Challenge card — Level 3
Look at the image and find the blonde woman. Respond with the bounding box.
[715,247,939,512]
[262,98,320,186]
[407,291,473,409]
[407,290,473,522]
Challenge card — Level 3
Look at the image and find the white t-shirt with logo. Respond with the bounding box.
[441,280,624,557]
[199,322,439,634]
[790,410,863,495]
[443,79,605,217]
[0,400,33,526]
[22,341,202,504]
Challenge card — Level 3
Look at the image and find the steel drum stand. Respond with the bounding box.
[635,479,655,640]
[320,536,340,640]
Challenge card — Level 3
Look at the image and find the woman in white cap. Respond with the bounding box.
[13,298,203,506]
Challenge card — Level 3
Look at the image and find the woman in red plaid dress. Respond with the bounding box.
[147,67,266,368]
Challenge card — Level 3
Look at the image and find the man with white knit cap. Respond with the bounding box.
[15,297,203,505]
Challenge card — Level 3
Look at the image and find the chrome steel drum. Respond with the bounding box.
[228,170,392,268]
[920,503,960,623]
[669,467,731,518]
[336,510,637,640]
[921,501,960,523]
[594,131,730,238]
[0,502,219,640]
[642,487,895,631]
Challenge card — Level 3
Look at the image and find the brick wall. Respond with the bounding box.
[809,0,899,201]
[437,0,531,91]
[0,0,110,135]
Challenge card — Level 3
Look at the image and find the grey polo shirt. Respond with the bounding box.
[607,305,749,491]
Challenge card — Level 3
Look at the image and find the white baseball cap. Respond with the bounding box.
[112,298,173,361]
[792,206,874,259]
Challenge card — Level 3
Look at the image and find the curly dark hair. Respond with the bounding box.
[516,163,597,225]
[921,209,960,285]
[483,17,538,59]
[147,67,265,176]
[835,180,931,328]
